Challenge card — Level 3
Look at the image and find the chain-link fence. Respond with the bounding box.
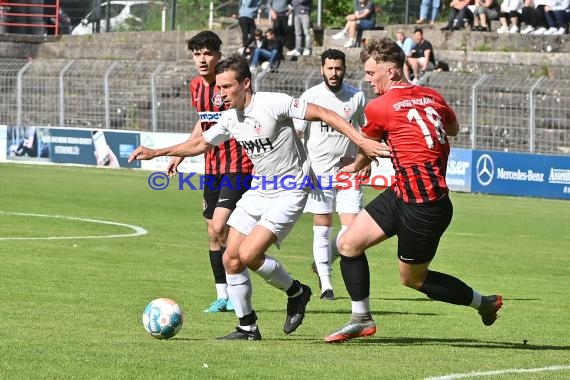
[0,58,569,155]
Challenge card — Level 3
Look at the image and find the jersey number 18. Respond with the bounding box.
[407,106,446,149]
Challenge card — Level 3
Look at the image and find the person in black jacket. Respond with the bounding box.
[250,28,284,72]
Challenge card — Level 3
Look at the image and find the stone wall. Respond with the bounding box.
[1,24,569,77]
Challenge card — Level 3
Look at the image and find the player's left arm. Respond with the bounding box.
[445,119,460,137]
[441,101,460,137]
[304,102,390,159]
[339,150,373,174]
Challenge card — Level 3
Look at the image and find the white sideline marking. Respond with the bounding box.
[449,232,535,239]
[0,211,148,240]
[425,364,570,380]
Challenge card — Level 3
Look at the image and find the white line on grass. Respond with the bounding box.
[0,211,148,240]
[449,232,535,238]
[425,364,570,380]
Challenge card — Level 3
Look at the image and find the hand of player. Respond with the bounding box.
[360,140,391,159]
[128,146,156,163]
[166,156,184,177]
[339,156,357,173]
[356,163,372,179]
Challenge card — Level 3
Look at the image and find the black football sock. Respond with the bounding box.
[239,311,257,327]
[285,279,302,297]
[419,270,473,306]
[340,253,370,301]
[209,250,226,284]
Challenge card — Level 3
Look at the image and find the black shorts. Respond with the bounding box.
[202,173,252,220]
[365,188,453,264]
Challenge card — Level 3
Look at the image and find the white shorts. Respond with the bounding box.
[303,185,363,215]
[228,188,308,248]
[416,57,436,71]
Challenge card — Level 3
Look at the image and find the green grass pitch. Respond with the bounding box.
[0,163,569,379]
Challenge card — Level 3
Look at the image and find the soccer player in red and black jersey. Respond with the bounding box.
[324,37,503,343]
[167,31,254,313]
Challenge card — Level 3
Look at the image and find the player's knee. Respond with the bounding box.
[337,234,358,257]
[399,273,422,290]
[237,245,262,268]
[237,245,254,266]
[212,222,226,241]
[222,247,241,273]
[207,230,218,246]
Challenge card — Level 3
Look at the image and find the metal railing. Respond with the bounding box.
[0,58,568,155]
[0,0,62,35]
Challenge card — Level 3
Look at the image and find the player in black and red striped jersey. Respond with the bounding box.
[325,37,503,343]
[167,31,254,313]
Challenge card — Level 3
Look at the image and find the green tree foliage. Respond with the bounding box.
[173,0,211,30]
[321,0,354,28]
[321,0,421,28]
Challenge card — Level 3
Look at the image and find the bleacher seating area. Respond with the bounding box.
[0,26,569,155]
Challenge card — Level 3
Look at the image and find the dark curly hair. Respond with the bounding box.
[186,31,222,53]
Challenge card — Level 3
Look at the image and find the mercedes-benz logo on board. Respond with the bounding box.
[476,154,494,186]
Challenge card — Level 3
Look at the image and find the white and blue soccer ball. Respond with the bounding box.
[142,298,184,339]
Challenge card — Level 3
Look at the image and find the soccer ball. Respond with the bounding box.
[142,298,184,339]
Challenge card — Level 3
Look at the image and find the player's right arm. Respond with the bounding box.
[304,102,390,159]
[128,135,214,163]
[166,120,203,176]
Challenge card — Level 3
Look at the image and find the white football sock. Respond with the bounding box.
[470,290,483,309]
[255,255,294,292]
[215,283,228,299]
[239,324,258,331]
[351,297,370,314]
[313,225,333,291]
[226,269,252,318]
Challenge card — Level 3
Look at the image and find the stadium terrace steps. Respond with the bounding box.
[0,25,569,77]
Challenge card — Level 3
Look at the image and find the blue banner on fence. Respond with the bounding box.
[446,148,472,192]
[471,150,570,199]
[48,128,140,168]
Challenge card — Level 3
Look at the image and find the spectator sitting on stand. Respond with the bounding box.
[407,28,436,84]
[472,0,501,31]
[520,0,548,34]
[250,28,284,73]
[496,0,524,33]
[544,0,569,34]
[244,29,265,59]
[441,0,475,31]
[395,29,415,81]
[331,0,377,48]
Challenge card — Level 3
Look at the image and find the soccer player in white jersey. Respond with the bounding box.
[295,49,369,301]
[129,55,390,340]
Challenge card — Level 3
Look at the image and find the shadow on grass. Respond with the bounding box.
[335,336,570,350]
[253,308,438,316]
[376,297,541,302]
[326,296,432,301]
[173,336,570,349]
